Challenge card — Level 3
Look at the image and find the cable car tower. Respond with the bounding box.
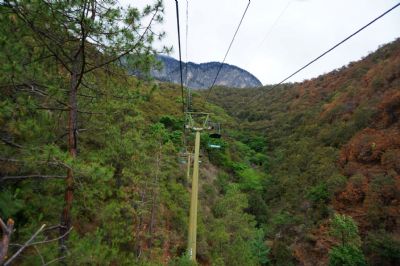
[185,111,222,262]
[185,111,210,260]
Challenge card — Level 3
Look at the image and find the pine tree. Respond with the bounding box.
[1,0,166,259]
[329,213,366,266]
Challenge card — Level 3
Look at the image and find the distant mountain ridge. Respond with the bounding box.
[151,55,262,89]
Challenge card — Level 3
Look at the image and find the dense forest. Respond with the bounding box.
[0,1,399,265]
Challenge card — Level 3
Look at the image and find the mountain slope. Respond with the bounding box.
[151,55,263,89]
[207,38,400,265]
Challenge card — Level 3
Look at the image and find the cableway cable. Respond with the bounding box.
[205,0,251,101]
[242,1,400,107]
[275,1,400,86]
[175,0,185,114]
[259,0,292,49]
[185,0,191,111]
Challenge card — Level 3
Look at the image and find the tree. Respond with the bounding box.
[329,213,361,247]
[1,0,166,256]
[329,213,366,266]
[329,245,366,266]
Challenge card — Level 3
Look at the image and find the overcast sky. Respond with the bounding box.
[125,0,400,85]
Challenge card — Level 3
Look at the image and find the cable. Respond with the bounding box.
[277,2,400,86]
[205,0,251,101]
[258,0,292,48]
[185,0,192,111]
[242,0,294,83]
[244,0,292,68]
[175,0,185,114]
[185,0,189,86]
[242,1,400,107]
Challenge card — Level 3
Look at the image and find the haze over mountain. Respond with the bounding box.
[151,55,263,89]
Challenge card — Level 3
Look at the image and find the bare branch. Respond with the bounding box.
[4,224,46,266]
[30,227,73,246]
[43,255,66,266]
[0,175,66,181]
[0,137,23,148]
[33,245,45,265]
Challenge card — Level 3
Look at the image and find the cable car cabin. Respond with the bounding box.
[207,121,222,149]
[208,122,221,139]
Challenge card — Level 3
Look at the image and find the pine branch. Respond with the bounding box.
[83,5,161,74]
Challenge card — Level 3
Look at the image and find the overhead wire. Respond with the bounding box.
[185,0,189,85]
[240,1,400,108]
[185,0,191,111]
[174,0,185,114]
[174,0,189,153]
[205,0,251,102]
[258,0,292,48]
[244,0,292,69]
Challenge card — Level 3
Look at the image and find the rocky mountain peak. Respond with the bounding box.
[151,55,262,89]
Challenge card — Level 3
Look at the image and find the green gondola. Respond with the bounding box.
[208,122,222,149]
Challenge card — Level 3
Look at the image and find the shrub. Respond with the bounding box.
[329,244,366,266]
[365,231,400,265]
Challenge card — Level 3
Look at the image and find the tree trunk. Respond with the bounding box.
[59,61,79,257]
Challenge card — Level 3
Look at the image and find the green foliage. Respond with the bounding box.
[207,186,260,265]
[329,244,366,266]
[159,115,184,131]
[0,189,24,218]
[307,183,330,204]
[168,253,196,266]
[353,107,376,130]
[329,214,366,266]
[271,241,295,266]
[226,237,259,266]
[251,229,271,265]
[237,167,263,191]
[365,231,400,265]
[330,213,361,247]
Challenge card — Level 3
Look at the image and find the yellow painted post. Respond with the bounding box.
[188,129,201,260]
[186,152,191,183]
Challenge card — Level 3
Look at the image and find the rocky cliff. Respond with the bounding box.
[151,55,262,89]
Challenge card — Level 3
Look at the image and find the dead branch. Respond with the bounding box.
[4,224,46,266]
[43,255,66,266]
[30,227,73,246]
[0,175,66,181]
[33,245,45,265]
[0,138,23,149]
[0,218,15,264]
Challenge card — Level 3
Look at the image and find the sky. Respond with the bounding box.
[123,0,400,85]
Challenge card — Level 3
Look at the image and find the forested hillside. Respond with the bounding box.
[0,1,267,265]
[208,39,400,265]
[1,1,399,265]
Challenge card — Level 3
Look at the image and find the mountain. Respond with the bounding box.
[151,55,263,89]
